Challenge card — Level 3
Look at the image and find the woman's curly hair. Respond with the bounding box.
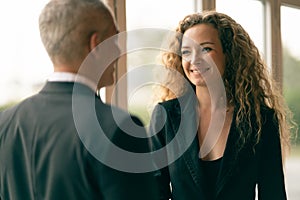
[156,10,295,161]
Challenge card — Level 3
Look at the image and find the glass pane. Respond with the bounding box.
[0,1,51,109]
[126,0,194,125]
[216,0,264,56]
[281,5,300,200]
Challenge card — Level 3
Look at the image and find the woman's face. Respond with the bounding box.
[181,23,226,87]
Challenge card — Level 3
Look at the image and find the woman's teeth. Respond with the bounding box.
[191,67,209,74]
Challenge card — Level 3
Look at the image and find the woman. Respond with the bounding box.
[149,11,294,200]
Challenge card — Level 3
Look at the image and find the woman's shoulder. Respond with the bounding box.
[158,97,180,108]
[158,93,195,109]
[152,98,181,118]
[260,105,276,123]
[260,105,275,114]
[246,105,276,122]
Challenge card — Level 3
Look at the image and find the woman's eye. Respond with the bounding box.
[202,47,212,53]
[181,50,190,56]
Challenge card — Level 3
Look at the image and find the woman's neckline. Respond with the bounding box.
[199,156,223,162]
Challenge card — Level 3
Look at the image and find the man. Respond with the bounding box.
[0,0,158,199]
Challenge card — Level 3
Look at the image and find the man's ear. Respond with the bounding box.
[89,32,100,52]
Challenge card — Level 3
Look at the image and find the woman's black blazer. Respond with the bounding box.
[149,94,287,200]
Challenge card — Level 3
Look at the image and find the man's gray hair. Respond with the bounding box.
[39,0,110,66]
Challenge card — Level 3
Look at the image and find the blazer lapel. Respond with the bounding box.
[182,138,204,188]
[167,96,205,190]
[215,112,240,199]
[165,95,242,199]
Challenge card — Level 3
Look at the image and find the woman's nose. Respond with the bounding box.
[190,51,204,66]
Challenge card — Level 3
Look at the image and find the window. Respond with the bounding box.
[125,0,195,125]
[281,5,300,200]
[216,0,264,55]
[0,0,51,107]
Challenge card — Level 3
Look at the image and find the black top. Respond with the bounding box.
[200,157,223,200]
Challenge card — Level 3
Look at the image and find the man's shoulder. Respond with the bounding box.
[95,101,144,127]
[0,100,25,121]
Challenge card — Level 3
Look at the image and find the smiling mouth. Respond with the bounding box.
[190,67,210,74]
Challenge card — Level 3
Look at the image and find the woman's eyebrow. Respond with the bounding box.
[199,41,214,45]
[181,45,190,49]
[181,41,215,49]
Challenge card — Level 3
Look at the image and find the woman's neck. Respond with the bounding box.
[196,86,226,112]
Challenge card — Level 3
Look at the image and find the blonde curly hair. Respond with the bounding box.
[156,10,295,161]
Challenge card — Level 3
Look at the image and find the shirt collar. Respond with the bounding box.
[47,72,98,92]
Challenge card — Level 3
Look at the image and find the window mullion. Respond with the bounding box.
[265,0,283,92]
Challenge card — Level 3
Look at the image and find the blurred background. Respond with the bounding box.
[0,0,299,198]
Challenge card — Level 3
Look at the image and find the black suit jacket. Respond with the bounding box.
[0,82,159,200]
[149,94,287,200]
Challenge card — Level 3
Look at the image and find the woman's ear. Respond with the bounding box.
[89,32,100,52]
